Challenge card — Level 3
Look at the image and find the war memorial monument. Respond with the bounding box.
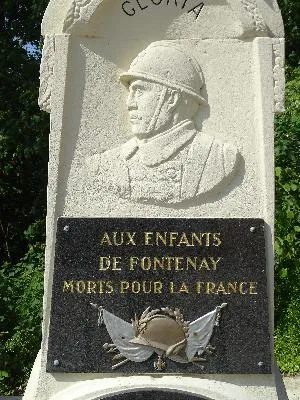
[24,0,285,399]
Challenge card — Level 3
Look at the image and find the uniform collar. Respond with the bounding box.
[121,120,196,167]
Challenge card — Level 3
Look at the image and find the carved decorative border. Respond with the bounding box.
[63,0,104,33]
[38,35,55,113]
[240,0,265,32]
[62,0,268,36]
[63,0,91,32]
[273,38,285,113]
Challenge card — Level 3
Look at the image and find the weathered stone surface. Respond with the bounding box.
[23,0,284,399]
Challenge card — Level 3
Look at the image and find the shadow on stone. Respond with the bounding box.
[97,390,209,400]
[274,363,289,400]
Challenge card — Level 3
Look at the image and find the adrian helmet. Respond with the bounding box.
[129,314,187,354]
[120,42,207,105]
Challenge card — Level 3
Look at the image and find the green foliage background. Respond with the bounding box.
[274,66,300,374]
[0,0,49,394]
[0,0,299,394]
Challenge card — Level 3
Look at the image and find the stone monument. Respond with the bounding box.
[24,0,285,399]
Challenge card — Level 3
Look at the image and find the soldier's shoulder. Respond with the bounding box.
[84,146,123,173]
[196,132,237,151]
[207,134,239,175]
[197,133,238,171]
[88,146,122,162]
[215,137,239,175]
[208,134,237,151]
[85,138,138,167]
[187,132,239,196]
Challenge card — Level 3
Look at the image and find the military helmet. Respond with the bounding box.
[129,314,186,352]
[120,42,207,105]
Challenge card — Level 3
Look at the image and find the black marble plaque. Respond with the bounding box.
[47,218,271,374]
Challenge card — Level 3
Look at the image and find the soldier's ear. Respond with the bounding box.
[166,89,180,111]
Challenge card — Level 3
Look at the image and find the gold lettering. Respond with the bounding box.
[113,232,123,246]
[249,282,258,295]
[169,232,178,246]
[216,282,227,294]
[186,257,197,270]
[239,282,248,295]
[167,257,175,270]
[191,232,202,246]
[99,256,110,270]
[206,282,215,294]
[144,232,153,245]
[129,256,139,270]
[100,232,136,246]
[153,257,165,270]
[179,282,189,293]
[87,281,97,294]
[193,281,258,295]
[227,282,237,294]
[126,232,136,245]
[99,256,122,270]
[132,281,140,293]
[141,257,151,270]
[100,232,112,246]
[76,280,86,293]
[98,280,104,294]
[112,256,122,270]
[213,232,222,247]
[154,281,163,294]
[199,258,210,270]
[120,281,129,293]
[209,256,222,270]
[204,233,212,246]
[63,280,258,296]
[174,257,184,270]
[169,281,175,293]
[63,281,74,293]
[105,281,114,294]
[177,232,192,246]
[195,281,205,294]
[142,281,152,294]
[156,232,167,246]
[63,280,114,294]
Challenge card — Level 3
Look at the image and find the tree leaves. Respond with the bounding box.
[274,67,300,375]
[0,0,49,265]
[0,0,48,394]
[277,0,300,66]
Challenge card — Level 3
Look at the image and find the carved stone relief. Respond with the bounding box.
[63,0,104,33]
[239,0,266,32]
[224,0,268,37]
[38,35,55,113]
[82,42,240,205]
[58,0,271,38]
[273,38,285,113]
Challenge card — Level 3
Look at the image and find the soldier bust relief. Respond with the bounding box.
[84,42,239,205]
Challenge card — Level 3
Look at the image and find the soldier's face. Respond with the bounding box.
[127,79,174,138]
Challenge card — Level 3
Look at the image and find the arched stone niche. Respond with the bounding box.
[39,0,284,115]
[42,0,283,38]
